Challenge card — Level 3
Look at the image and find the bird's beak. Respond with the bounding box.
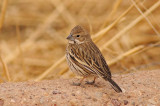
[66,34,74,41]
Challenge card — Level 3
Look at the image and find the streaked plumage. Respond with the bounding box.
[66,25,122,93]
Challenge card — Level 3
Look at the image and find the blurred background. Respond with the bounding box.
[0,0,160,82]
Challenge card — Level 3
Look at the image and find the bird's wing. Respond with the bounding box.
[69,42,111,78]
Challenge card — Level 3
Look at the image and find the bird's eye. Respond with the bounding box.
[76,35,80,37]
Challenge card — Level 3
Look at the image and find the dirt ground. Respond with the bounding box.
[0,70,160,106]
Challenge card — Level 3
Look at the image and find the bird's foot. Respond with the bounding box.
[72,82,81,86]
[85,80,95,85]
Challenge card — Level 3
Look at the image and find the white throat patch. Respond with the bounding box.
[68,40,84,44]
[68,40,75,44]
[75,39,84,44]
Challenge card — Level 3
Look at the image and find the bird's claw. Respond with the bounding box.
[85,81,95,85]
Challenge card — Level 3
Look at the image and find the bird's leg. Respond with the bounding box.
[72,77,85,86]
[85,77,96,85]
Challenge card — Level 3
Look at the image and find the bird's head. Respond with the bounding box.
[66,25,91,44]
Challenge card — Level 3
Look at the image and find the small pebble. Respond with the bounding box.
[40,98,44,104]
[124,100,129,105]
[52,100,56,102]
[127,95,131,98]
[76,90,81,94]
[11,99,15,103]
[23,98,26,101]
[148,98,156,105]
[52,90,61,94]
[41,88,46,90]
[86,96,91,99]
[70,99,77,105]
[95,92,103,98]
[92,98,97,102]
[0,99,4,106]
[72,93,76,96]
[111,99,121,106]
[132,102,135,106]
[29,96,32,99]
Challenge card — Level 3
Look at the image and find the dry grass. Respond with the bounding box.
[0,0,160,82]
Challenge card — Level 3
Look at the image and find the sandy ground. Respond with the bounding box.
[0,70,160,106]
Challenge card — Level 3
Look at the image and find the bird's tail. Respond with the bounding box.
[105,78,122,93]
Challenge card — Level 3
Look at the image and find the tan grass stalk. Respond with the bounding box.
[108,45,145,66]
[4,1,69,63]
[57,67,68,76]
[16,25,25,71]
[0,55,11,82]
[132,41,160,56]
[86,16,93,35]
[93,4,134,43]
[35,56,66,81]
[100,0,160,50]
[24,58,50,67]
[140,1,160,28]
[121,61,160,74]
[0,41,11,55]
[50,0,76,25]
[101,0,122,28]
[104,48,119,55]
[130,0,160,37]
[0,0,8,31]
[60,71,75,79]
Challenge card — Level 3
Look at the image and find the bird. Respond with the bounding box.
[66,25,122,93]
